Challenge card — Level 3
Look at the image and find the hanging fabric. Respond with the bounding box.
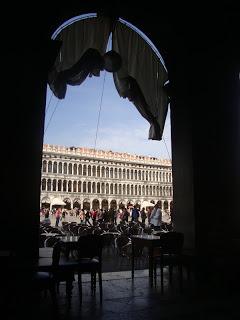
[47,14,169,141]
[48,15,112,99]
[112,20,169,140]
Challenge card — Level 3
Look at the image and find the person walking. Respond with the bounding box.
[140,207,147,225]
[55,207,61,227]
[149,202,162,230]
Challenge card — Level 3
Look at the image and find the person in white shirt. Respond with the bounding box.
[149,202,162,230]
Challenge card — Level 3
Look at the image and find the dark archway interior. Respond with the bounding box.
[1,1,239,316]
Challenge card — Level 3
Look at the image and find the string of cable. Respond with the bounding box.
[93,70,107,150]
[44,98,61,136]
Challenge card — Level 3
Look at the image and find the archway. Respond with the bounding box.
[92,199,100,210]
[118,201,125,209]
[41,196,50,209]
[73,199,81,209]
[110,199,117,209]
[64,198,71,210]
[101,199,109,210]
[83,199,90,211]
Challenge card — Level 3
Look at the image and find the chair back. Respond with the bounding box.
[52,240,63,266]
[159,232,184,254]
[77,234,102,260]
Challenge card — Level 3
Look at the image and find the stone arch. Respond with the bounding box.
[73,198,81,209]
[92,199,100,210]
[110,200,117,209]
[63,198,71,210]
[101,199,109,210]
[83,198,90,211]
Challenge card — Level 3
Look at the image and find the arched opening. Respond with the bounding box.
[41,196,50,209]
[101,199,109,210]
[110,199,117,209]
[64,198,71,210]
[73,199,81,209]
[92,199,100,210]
[118,201,125,209]
[83,199,90,211]
[41,11,173,248]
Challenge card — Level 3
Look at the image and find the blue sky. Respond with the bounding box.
[44,71,171,159]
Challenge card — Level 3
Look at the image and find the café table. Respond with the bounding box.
[131,234,162,286]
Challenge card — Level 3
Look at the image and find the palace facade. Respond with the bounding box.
[41,144,173,211]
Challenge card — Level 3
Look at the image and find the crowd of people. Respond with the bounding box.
[40,203,172,230]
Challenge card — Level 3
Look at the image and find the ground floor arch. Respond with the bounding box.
[92,199,100,210]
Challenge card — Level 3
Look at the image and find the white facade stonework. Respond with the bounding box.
[41,144,173,210]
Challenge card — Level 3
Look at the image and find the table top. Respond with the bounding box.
[131,234,161,240]
[40,233,60,237]
[58,235,79,243]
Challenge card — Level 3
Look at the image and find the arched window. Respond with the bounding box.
[97,166,100,177]
[47,179,51,191]
[58,162,62,174]
[88,181,91,193]
[68,180,72,192]
[131,170,133,179]
[101,183,105,194]
[78,181,81,192]
[119,168,122,179]
[106,167,109,178]
[73,181,77,192]
[63,180,67,192]
[64,163,67,174]
[53,162,57,173]
[58,180,62,191]
[52,179,57,191]
[101,167,105,178]
[73,163,77,175]
[42,160,47,173]
[48,161,52,173]
[131,185,133,195]
[97,182,100,193]
[78,164,82,175]
[41,179,46,191]
[83,164,87,176]
[88,165,91,176]
[138,170,141,180]
[68,163,72,174]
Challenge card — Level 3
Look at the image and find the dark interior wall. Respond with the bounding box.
[0,3,239,263]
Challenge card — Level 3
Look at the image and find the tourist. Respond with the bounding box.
[149,202,162,230]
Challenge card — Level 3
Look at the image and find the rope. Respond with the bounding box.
[162,135,171,161]
[44,99,61,136]
[93,70,107,150]
[45,90,54,114]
